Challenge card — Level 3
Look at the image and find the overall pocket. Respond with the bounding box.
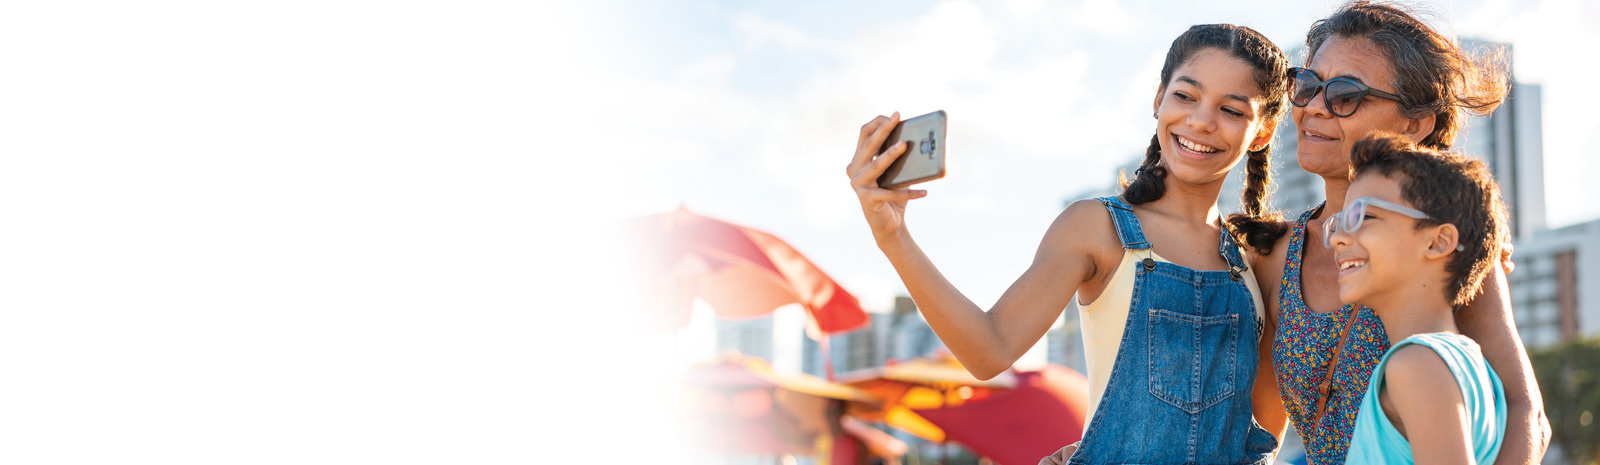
[1147,309,1238,413]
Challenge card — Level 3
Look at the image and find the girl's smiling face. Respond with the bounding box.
[1151,48,1275,186]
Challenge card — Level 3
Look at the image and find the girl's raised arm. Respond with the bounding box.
[848,113,1114,380]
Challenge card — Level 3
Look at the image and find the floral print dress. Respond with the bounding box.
[1272,206,1391,465]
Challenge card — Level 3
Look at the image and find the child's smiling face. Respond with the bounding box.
[1326,172,1442,306]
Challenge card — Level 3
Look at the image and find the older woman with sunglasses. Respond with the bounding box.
[1237,2,1550,464]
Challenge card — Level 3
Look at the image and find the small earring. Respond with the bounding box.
[1250,144,1266,152]
[1152,112,1159,119]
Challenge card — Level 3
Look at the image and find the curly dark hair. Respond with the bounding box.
[1349,133,1507,307]
[1117,23,1291,255]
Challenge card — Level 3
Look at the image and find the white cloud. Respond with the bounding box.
[1073,0,1135,34]
[734,12,845,55]
[675,53,739,86]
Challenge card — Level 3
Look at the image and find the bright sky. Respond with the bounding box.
[0,1,1593,463]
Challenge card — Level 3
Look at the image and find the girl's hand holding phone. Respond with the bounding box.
[847,112,930,246]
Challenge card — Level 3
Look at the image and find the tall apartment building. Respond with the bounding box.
[1458,40,1546,240]
[1507,220,1597,349]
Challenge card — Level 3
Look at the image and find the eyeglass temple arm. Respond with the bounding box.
[1361,197,1432,220]
[1365,87,1403,102]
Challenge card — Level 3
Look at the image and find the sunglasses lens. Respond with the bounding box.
[1326,81,1365,116]
[1291,72,1320,106]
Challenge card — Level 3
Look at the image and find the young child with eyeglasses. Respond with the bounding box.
[1326,133,1508,464]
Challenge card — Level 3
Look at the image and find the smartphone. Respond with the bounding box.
[876,110,947,190]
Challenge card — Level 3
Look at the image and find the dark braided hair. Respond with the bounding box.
[1119,134,1168,205]
[1118,23,1291,255]
[1233,143,1287,255]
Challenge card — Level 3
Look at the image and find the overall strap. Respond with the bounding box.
[1217,222,1248,271]
[1213,222,1251,284]
[1095,196,1150,250]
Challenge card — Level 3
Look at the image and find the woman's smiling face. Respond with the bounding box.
[1292,35,1431,179]
[1151,48,1273,186]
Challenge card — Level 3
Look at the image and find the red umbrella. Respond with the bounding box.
[629,207,869,336]
[910,364,1092,465]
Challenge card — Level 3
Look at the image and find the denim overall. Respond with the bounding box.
[1068,197,1278,465]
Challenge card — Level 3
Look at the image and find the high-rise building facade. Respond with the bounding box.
[1505,220,1593,349]
[1458,39,1546,240]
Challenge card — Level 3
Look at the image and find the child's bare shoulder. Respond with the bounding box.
[1383,344,1462,406]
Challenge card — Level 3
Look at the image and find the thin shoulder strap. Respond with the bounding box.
[1281,204,1324,291]
[1095,196,1150,251]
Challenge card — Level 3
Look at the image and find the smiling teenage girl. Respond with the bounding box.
[847,24,1290,464]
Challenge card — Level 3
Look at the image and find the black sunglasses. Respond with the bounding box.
[1289,67,1403,117]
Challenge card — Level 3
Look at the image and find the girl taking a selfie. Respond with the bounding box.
[847,24,1291,464]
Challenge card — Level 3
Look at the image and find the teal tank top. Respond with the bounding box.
[1346,332,1506,464]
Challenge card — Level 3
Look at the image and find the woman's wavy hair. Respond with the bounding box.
[1119,23,1290,255]
[1305,1,1511,150]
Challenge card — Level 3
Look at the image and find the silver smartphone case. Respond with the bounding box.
[876,110,947,190]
